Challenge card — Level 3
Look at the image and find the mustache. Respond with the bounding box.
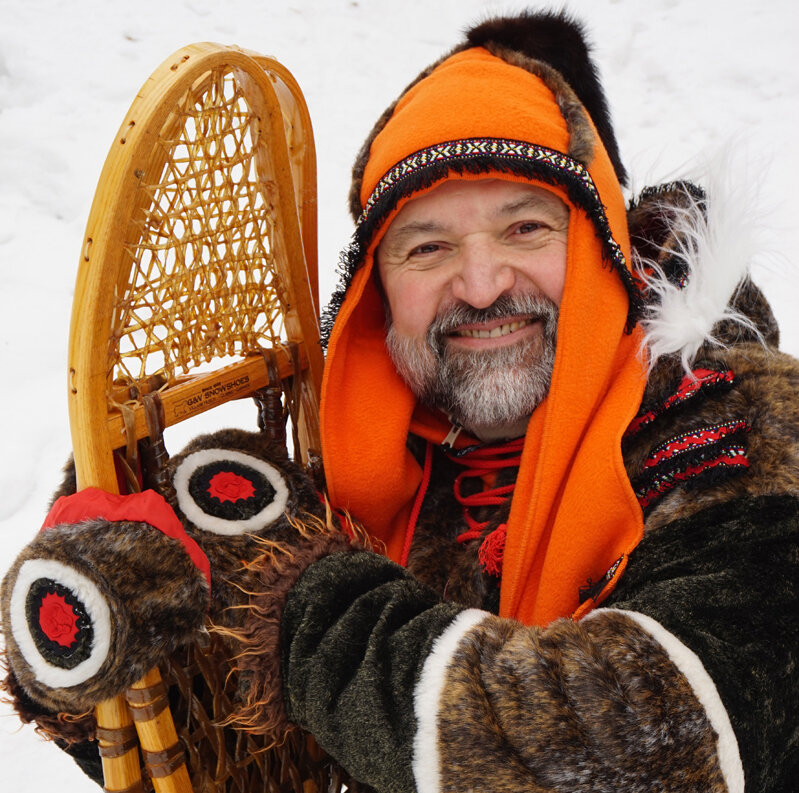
[428,293,559,340]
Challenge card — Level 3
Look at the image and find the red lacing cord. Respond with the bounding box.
[399,437,523,576]
[400,441,434,567]
[447,438,523,541]
[447,437,523,576]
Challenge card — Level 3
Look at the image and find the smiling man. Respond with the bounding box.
[4,10,795,793]
[254,10,798,793]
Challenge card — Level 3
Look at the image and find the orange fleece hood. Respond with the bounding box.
[321,30,649,625]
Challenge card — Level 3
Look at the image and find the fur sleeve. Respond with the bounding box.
[604,493,799,793]
[275,531,792,792]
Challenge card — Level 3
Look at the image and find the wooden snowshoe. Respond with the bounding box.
[60,43,346,793]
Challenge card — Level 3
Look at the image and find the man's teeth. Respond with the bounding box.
[457,319,531,339]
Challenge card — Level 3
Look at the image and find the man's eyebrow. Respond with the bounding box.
[494,195,567,217]
[381,220,447,249]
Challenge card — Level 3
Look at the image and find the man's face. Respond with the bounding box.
[377,178,569,441]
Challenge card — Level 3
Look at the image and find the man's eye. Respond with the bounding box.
[514,221,544,235]
[409,242,441,256]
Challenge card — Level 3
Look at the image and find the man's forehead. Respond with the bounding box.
[383,178,568,238]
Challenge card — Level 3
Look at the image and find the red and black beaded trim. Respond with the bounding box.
[641,420,749,472]
[321,137,642,345]
[24,578,93,670]
[625,368,736,438]
[633,420,751,513]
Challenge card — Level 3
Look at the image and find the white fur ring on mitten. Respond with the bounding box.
[8,556,111,690]
[1,516,208,716]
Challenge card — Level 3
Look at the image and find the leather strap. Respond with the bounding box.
[141,742,186,778]
[126,680,168,721]
[97,724,139,759]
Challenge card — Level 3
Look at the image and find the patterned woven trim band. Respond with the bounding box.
[358,137,627,274]
[362,138,589,217]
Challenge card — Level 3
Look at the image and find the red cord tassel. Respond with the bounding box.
[477,523,507,577]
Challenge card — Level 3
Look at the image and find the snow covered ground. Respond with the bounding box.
[0,0,796,789]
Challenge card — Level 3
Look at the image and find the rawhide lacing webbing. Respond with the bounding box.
[141,392,173,499]
[254,348,287,448]
[96,724,139,759]
[108,64,292,393]
[114,400,142,494]
[141,743,187,779]
[103,780,144,793]
[126,679,170,722]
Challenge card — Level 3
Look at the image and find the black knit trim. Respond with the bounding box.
[629,180,706,215]
[624,367,736,439]
[320,239,362,349]
[321,139,643,347]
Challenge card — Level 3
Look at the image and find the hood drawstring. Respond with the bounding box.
[400,441,434,567]
[399,437,523,575]
[448,438,524,576]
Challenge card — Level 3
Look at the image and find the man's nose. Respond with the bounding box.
[450,243,515,308]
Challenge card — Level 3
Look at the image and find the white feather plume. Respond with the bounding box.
[635,161,765,373]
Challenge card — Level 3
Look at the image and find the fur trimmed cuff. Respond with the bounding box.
[0,519,208,716]
[589,608,743,792]
[228,522,355,742]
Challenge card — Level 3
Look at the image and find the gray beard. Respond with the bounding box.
[385,294,559,437]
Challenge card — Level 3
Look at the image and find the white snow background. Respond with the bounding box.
[0,0,796,789]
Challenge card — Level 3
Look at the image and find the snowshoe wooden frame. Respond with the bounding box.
[67,44,327,793]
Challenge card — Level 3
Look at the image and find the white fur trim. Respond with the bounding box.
[173,448,289,535]
[9,558,112,689]
[588,608,744,793]
[636,163,765,372]
[412,608,490,793]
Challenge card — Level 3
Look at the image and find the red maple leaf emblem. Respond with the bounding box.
[39,592,80,648]
[208,470,256,503]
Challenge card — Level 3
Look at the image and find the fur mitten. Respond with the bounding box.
[1,428,345,744]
